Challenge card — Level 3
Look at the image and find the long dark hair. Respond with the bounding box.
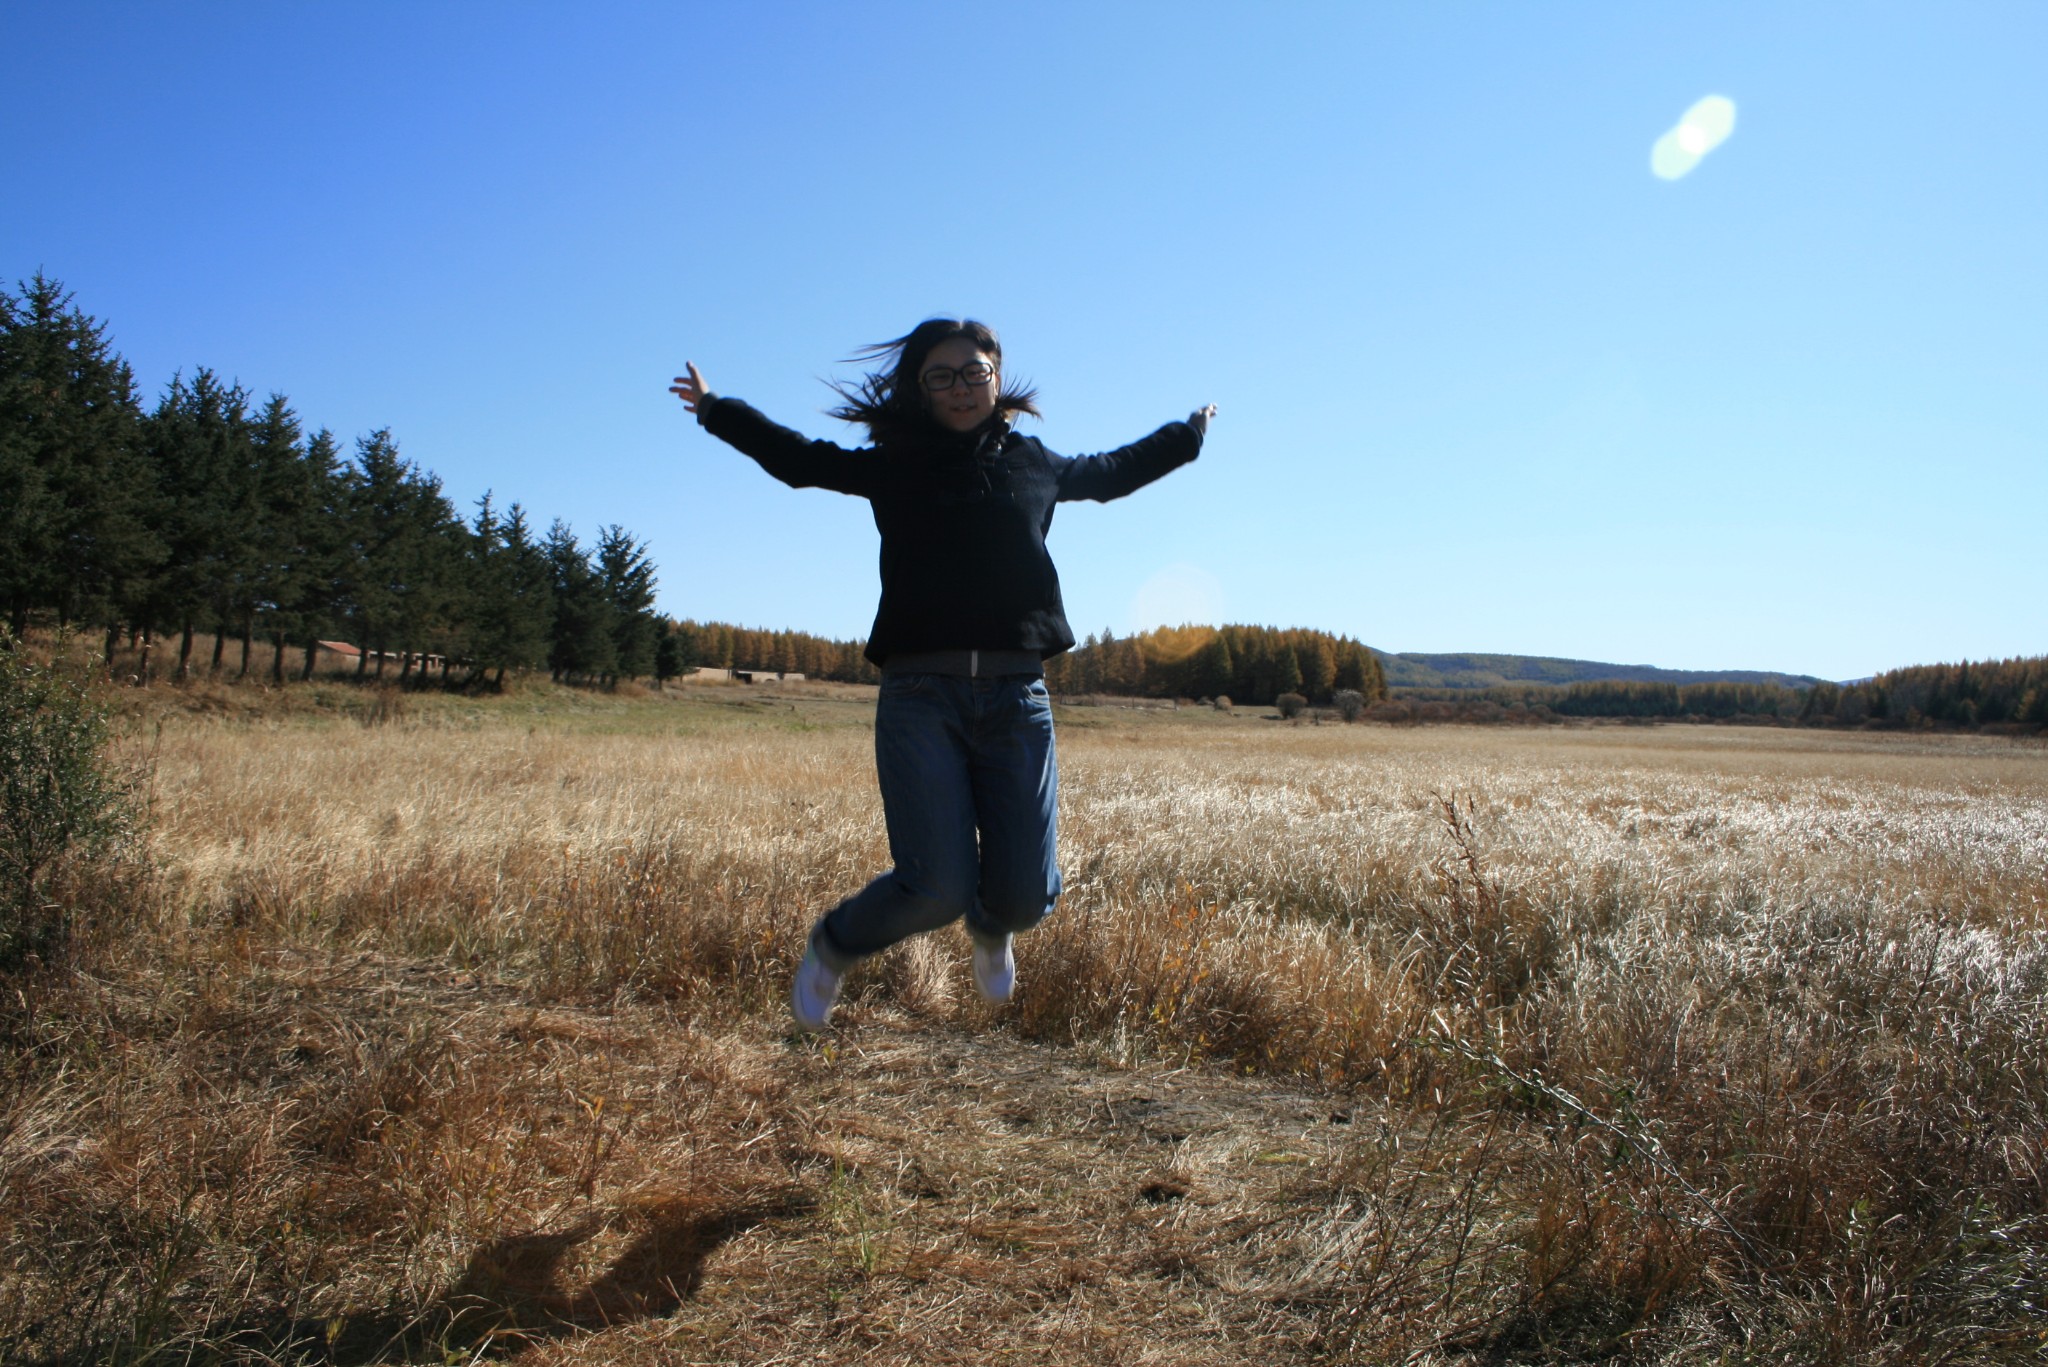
[827,318,1040,442]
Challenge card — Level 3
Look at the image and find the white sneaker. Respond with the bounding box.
[971,934,1016,1003]
[790,943,845,1031]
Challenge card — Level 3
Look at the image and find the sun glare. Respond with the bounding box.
[1652,94,1738,180]
[1131,563,1224,633]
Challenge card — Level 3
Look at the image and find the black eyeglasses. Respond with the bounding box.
[919,362,996,392]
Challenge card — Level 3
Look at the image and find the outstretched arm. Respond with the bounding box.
[668,362,881,497]
[1055,404,1215,503]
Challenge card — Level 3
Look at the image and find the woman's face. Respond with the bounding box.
[917,336,1001,433]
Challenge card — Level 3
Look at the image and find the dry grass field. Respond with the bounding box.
[4,680,2046,1364]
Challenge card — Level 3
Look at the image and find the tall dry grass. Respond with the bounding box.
[3,698,2045,1361]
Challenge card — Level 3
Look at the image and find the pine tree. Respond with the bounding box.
[596,524,658,686]
[466,497,553,687]
[1276,645,1303,699]
[654,619,694,685]
[1362,646,1387,703]
[0,274,156,645]
[244,394,306,679]
[1195,632,1233,699]
[338,429,410,677]
[1301,635,1337,701]
[205,386,269,676]
[292,429,350,680]
[544,521,616,684]
[335,429,464,682]
[141,369,254,679]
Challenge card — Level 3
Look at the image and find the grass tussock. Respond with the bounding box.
[1,690,2045,1362]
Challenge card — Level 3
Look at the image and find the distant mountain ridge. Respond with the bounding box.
[1375,651,1825,691]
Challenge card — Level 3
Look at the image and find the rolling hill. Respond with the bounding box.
[1374,651,1826,691]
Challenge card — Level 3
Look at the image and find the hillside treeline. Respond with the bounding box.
[1397,656,2048,730]
[1047,624,1388,705]
[1,274,666,687]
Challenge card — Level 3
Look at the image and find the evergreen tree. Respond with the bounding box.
[0,274,156,644]
[466,497,553,687]
[1334,644,1367,694]
[140,369,254,679]
[654,619,694,685]
[596,523,658,686]
[544,521,615,683]
[1300,634,1337,701]
[291,429,350,680]
[337,429,408,676]
[338,429,463,682]
[1275,645,1304,699]
[1195,632,1233,699]
[243,394,306,679]
[1362,646,1388,703]
[205,386,269,676]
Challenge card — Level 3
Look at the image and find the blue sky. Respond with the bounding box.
[6,2,2041,681]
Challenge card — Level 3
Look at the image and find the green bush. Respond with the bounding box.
[0,640,140,963]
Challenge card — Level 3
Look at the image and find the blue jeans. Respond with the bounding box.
[812,672,1061,968]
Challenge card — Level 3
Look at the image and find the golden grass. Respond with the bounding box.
[4,688,2046,1363]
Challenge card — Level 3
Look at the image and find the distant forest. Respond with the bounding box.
[1045,624,1385,705]
[689,624,2045,732]
[7,275,2037,731]
[1376,651,1822,691]
[1385,660,2048,731]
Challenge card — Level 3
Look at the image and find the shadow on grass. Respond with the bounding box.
[25,1190,814,1366]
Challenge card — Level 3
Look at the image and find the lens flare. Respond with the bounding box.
[1652,94,1737,180]
[1131,563,1224,633]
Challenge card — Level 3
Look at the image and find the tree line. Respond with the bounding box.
[1,273,665,687]
[666,621,1392,708]
[1045,624,1388,706]
[1396,657,2048,731]
[667,621,881,685]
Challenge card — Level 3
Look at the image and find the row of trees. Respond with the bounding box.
[1,274,665,687]
[1800,657,2048,730]
[1049,624,1388,706]
[1399,657,2048,730]
[668,621,881,685]
[667,621,1393,709]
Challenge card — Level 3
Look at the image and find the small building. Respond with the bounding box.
[313,641,443,672]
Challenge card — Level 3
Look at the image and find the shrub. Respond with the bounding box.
[1275,692,1307,720]
[1333,689,1365,722]
[0,640,141,964]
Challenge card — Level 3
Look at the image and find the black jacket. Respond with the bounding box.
[698,397,1201,665]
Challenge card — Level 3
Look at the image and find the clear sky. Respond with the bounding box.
[6,2,2042,682]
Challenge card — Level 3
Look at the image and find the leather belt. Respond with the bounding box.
[883,649,1043,678]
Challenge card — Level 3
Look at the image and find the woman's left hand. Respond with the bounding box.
[669,362,713,414]
[1188,404,1218,435]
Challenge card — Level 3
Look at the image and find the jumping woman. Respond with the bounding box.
[671,319,1214,1030]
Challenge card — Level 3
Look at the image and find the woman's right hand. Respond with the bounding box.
[669,362,712,414]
